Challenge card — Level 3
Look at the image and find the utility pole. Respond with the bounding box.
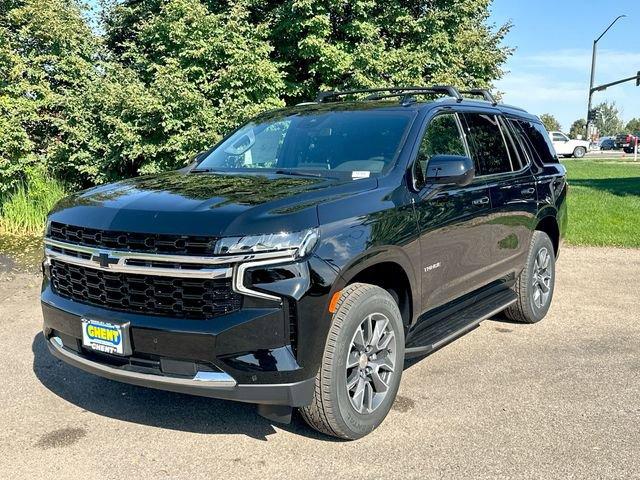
[586,15,626,140]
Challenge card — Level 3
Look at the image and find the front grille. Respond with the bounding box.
[50,260,241,319]
[49,222,217,256]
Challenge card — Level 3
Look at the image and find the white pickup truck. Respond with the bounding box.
[549,131,590,158]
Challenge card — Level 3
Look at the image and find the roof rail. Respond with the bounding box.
[460,89,498,106]
[315,86,463,104]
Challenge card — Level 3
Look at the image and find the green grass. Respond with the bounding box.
[0,169,68,236]
[563,159,640,247]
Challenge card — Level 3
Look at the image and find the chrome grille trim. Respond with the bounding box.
[44,237,297,266]
[44,237,298,296]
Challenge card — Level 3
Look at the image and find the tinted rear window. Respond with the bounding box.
[516,120,559,164]
[462,113,513,175]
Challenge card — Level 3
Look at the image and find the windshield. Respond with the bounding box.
[195,109,414,179]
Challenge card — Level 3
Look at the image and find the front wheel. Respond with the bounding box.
[573,146,586,158]
[504,231,556,324]
[300,283,405,439]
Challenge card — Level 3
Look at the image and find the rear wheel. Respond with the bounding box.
[573,146,586,158]
[504,231,556,324]
[299,283,404,439]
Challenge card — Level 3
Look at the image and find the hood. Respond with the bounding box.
[49,171,377,236]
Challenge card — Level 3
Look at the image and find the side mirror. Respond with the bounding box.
[426,155,475,187]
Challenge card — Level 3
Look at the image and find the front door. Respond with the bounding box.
[411,111,495,312]
[551,131,570,155]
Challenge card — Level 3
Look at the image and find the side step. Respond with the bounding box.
[405,289,517,358]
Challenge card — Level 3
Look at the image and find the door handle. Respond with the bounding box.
[472,196,490,206]
[521,187,535,196]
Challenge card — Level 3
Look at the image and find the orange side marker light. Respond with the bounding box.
[328,290,342,313]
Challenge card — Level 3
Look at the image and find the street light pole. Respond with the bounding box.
[586,15,626,140]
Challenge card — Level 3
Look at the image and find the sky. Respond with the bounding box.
[490,0,639,132]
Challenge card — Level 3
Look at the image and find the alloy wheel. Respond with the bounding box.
[345,313,397,414]
[532,247,552,309]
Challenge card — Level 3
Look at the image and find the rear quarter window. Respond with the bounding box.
[515,120,559,164]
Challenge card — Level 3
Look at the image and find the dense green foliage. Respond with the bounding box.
[539,113,561,132]
[625,118,640,134]
[562,159,640,248]
[593,101,623,137]
[1,0,511,193]
[569,118,586,139]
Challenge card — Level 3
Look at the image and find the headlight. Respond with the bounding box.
[214,228,319,257]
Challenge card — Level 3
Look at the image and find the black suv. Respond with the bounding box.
[41,86,567,439]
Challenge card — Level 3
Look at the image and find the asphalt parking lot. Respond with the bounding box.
[1,246,639,480]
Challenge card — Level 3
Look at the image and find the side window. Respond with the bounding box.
[552,132,566,142]
[517,120,559,164]
[504,119,532,168]
[414,113,466,187]
[462,113,513,176]
[499,117,525,170]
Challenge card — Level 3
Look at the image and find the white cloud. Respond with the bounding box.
[495,48,640,130]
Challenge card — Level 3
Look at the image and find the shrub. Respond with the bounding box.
[0,168,68,235]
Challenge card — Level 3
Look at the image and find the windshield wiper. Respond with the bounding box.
[274,169,329,178]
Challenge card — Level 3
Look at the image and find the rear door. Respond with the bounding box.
[411,110,495,311]
[460,112,538,280]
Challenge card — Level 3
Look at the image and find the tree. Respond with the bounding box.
[569,119,586,139]
[625,118,640,134]
[539,114,561,132]
[1,0,514,191]
[594,101,623,137]
[255,0,512,103]
[0,0,97,191]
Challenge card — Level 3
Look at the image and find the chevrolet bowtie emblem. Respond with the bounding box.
[91,251,119,268]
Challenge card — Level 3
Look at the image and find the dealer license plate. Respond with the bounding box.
[81,319,128,356]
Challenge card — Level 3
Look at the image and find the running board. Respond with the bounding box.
[405,289,517,358]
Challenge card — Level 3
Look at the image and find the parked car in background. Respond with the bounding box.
[599,138,615,150]
[615,133,639,153]
[550,131,590,158]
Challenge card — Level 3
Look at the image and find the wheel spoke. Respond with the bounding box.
[346,350,360,369]
[377,330,395,351]
[352,377,366,412]
[370,353,394,371]
[370,316,389,350]
[370,367,389,393]
[363,314,374,346]
[353,326,366,350]
[542,252,550,270]
[346,370,360,390]
[364,381,374,412]
[533,287,541,306]
[539,275,551,293]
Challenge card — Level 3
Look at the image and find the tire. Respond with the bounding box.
[299,283,405,439]
[572,146,586,158]
[504,231,556,324]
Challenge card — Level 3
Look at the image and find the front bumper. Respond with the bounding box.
[41,294,316,406]
[46,334,314,406]
[41,253,339,407]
